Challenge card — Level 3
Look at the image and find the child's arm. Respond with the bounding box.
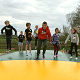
[76,34,79,45]
[47,29,51,44]
[24,32,27,41]
[1,26,6,34]
[31,34,35,39]
[18,38,19,42]
[65,34,71,44]
[12,26,17,36]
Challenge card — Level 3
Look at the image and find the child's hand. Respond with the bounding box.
[34,37,36,39]
[49,42,51,44]
[77,44,79,46]
[64,43,66,44]
[25,38,27,41]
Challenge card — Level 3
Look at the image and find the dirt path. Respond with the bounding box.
[0,53,7,56]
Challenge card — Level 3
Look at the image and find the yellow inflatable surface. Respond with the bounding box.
[0,60,80,80]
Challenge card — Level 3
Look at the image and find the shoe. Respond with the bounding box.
[43,54,45,59]
[29,52,32,56]
[36,57,38,60]
[26,53,28,56]
[6,50,8,52]
[70,56,72,59]
[56,55,59,57]
[43,57,45,59]
[8,50,11,53]
[35,46,37,49]
[75,57,78,60]
[54,55,56,57]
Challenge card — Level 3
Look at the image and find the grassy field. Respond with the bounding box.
[0,35,80,53]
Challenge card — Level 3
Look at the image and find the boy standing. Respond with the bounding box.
[34,25,38,49]
[36,21,51,60]
[24,23,35,56]
[18,31,25,52]
[1,20,17,52]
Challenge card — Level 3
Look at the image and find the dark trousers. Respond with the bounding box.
[70,43,78,57]
[37,39,47,57]
[6,36,12,50]
[35,37,38,46]
[53,44,59,55]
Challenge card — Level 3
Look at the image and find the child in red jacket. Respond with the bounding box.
[36,21,51,60]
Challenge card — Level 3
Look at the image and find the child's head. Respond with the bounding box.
[66,49,69,53]
[4,20,10,26]
[20,31,23,35]
[71,28,76,34]
[35,25,38,29]
[26,23,31,29]
[42,21,47,30]
[55,28,59,33]
[55,28,61,33]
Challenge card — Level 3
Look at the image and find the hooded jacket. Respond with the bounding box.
[38,26,51,41]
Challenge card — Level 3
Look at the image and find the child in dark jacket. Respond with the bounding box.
[1,20,17,52]
[36,21,51,60]
[52,28,60,57]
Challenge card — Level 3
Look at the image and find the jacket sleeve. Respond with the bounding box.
[12,26,17,35]
[1,26,6,34]
[48,29,51,41]
[38,28,40,37]
[65,34,71,44]
[76,34,79,44]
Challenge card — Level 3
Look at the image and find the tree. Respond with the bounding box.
[66,5,80,28]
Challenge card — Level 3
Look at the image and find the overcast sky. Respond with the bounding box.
[0,0,80,35]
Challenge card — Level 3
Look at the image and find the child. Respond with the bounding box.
[65,49,75,55]
[24,23,35,56]
[36,21,51,60]
[18,31,25,52]
[52,28,60,57]
[34,25,38,49]
[65,27,79,60]
[1,20,17,52]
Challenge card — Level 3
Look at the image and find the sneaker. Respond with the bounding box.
[43,57,45,59]
[6,50,8,52]
[29,52,32,56]
[43,54,45,59]
[8,50,11,53]
[56,55,59,57]
[70,56,72,59]
[26,53,28,56]
[75,57,78,60]
[35,46,37,49]
[54,55,56,57]
[36,57,38,60]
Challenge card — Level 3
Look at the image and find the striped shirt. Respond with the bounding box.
[52,33,60,45]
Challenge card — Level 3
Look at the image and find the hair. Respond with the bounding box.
[4,20,10,24]
[55,28,61,33]
[42,21,47,25]
[20,31,23,33]
[35,25,38,28]
[26,23,31,26]
[71,28,76,34]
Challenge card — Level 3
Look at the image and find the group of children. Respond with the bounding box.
[1,20,79,60]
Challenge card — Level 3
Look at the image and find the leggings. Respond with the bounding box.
[53,44,59,55]
[6,36,12,50]
[35,37,38,46]
[37,39,47,57]
[70,43,78,57]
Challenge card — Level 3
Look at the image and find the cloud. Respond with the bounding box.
[0,0,79,36]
